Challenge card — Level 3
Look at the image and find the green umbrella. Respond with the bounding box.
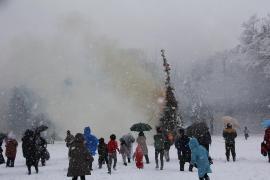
[130,123,152,132]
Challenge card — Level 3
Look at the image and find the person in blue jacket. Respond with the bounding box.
[84,126,98,171]
[189,138,212,180]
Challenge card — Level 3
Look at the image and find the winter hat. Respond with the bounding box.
[99,138,105,144]
[227,123,232,128]
[75,133,85,143]
[178,128,185,135]
[110,134,116,140]
[138,132,144,137]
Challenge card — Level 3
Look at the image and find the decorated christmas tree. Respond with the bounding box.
[159,50,182,132]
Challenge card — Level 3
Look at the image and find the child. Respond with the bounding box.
[67,133,92,180]
[133,144,144,169]
[98,138,108,169]
[107,134,119,174]
[189,138,212,180]
[120,138,129,166]
[5,132,18,167]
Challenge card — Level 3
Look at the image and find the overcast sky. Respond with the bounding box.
[0,0,269,62]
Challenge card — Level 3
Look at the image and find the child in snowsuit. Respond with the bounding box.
[223,123,237,161]
[120,138,129,166]
[22,130,39,175]
[98,138,109,169]
[133,144,144,169]
[107,134,119,174]
[153,127,164,170]
[5,133,18,167]
[189,138,212,180]
[67,133,92,180]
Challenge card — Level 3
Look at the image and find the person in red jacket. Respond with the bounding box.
[133,144,144,169]
[107,134,119,174]
[264,127,270,162]
[5,133,18,167]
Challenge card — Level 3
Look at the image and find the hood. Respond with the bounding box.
[189,138,199,150]
[84,127,91,135]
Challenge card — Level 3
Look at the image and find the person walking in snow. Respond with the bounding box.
[263,126,270,162]
[65,130,75,148]
[119,138,129,166]
[120,133,135,163]
[107,134,119,174]
[5,132,18,167]
[223,123,237,162]
[35,132,48,166]
[83,126,98,171]
[22,129,39,175]
[133,144,144,169]
[137,132,150,164]
[163,133,172,162]
[175,128,193,172]
[98,138,109,169]
[244,126,249,140]
[153,127,164,170]
[67,133,92,180]
[189,138,212,180]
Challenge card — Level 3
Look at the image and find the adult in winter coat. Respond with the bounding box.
[223,123,237,161]
[5,133,18,167]
[35,132,48,166]
[174,129,193,172]
[153,127,164,170]
[84,126,98,170]
[189,138,212,180]
[263,126,270,162]
[98,138,108,169]
[244,126,250,140]
[136,132,149,164]
[22,129,39,175]
[133,144,144,169]
[107,134,119,174]
[119,138,129,166]
[67,133,92,180]
[120,133,135,163]
[65,130,75,148]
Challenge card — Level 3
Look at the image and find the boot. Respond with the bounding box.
[188,164,193,172]
[128,158,131,163]
[226,156,229,162]
[232,156,236,162]
[145,155,150,164]
[27,166,31,175]
[35,166,39,174]
[180,161,184,171]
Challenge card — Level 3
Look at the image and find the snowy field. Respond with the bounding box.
[0,135,269,180]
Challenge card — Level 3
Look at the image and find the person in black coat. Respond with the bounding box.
[175,129,193,171]
[35,132,48,166]
[98,138,109,169]
[223,123,237,162]
[22,130,39,175]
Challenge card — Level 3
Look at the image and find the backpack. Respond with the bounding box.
[154,134,164,150]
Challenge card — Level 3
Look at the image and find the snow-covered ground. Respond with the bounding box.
[0,136,269,180]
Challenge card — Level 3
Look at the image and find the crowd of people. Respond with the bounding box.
[0,123,270,180]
